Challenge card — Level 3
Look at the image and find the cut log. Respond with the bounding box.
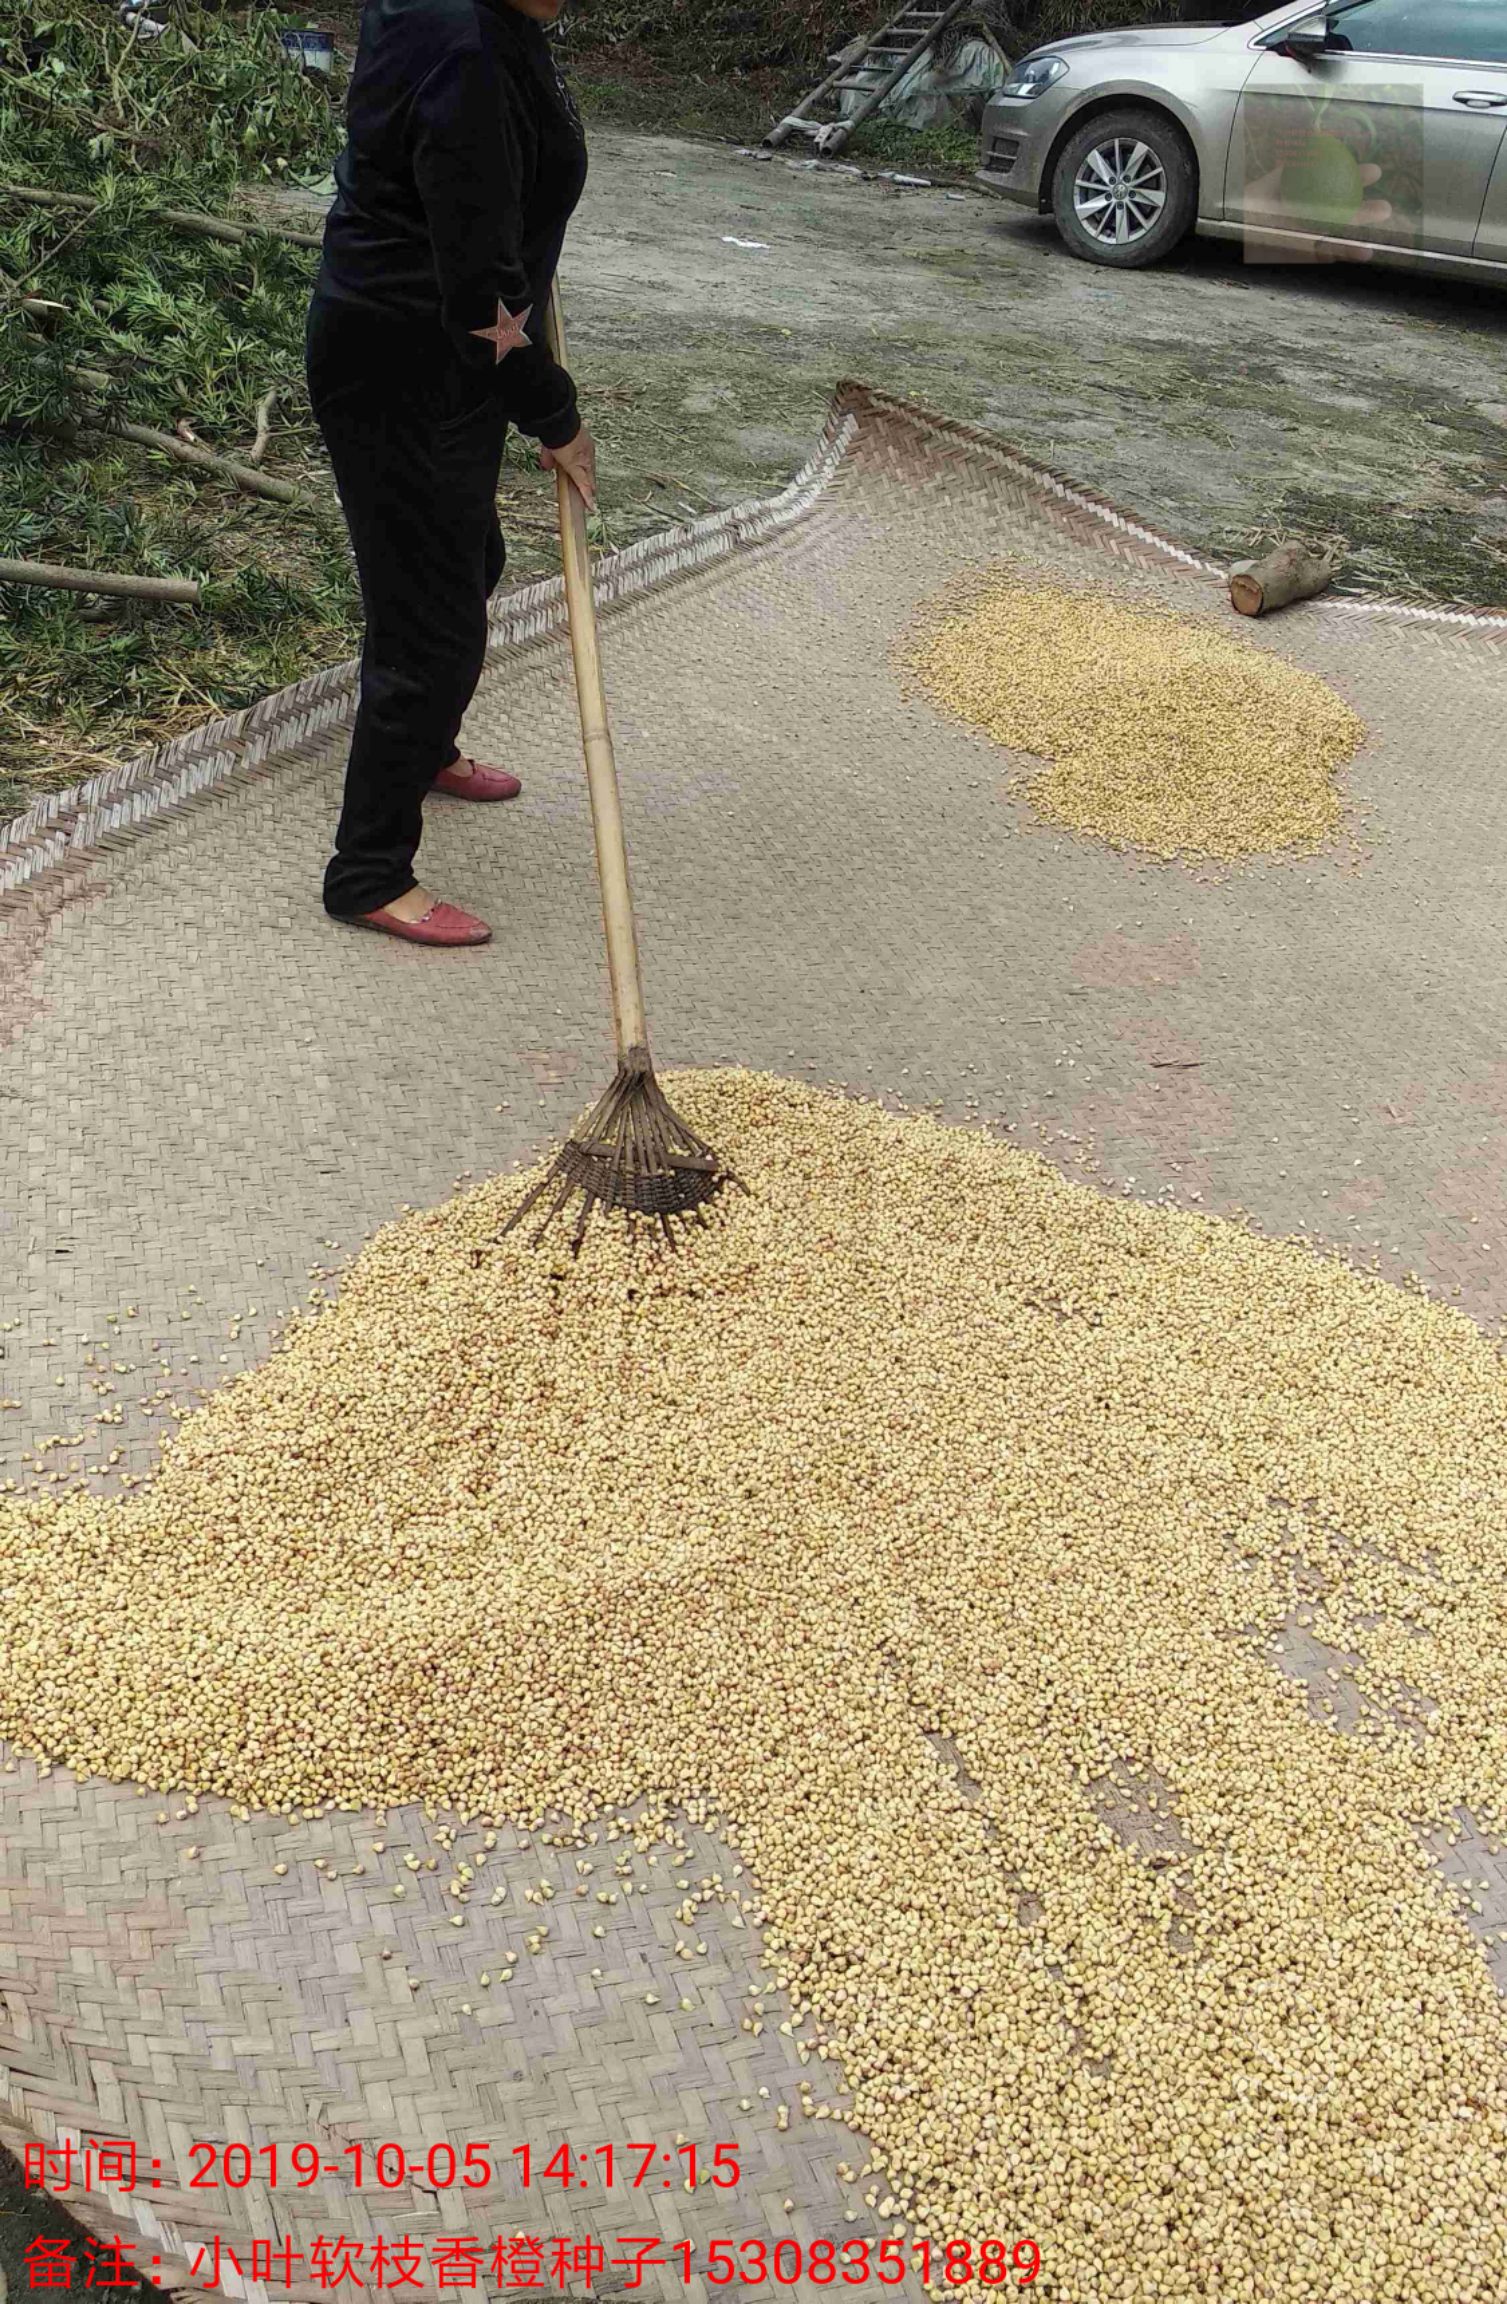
[1229,543,1339,618]
[0,556,201,604]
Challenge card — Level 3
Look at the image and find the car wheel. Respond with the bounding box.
[1051,108,1196,268]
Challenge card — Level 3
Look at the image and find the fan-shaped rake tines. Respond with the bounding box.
[499,284,745,1257]
[502,1047,742,1251]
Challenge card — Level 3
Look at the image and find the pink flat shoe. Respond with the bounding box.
[348,900,492,947]
[432,754,522,802]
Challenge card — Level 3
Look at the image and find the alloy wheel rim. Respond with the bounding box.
[1073,137,1168,245]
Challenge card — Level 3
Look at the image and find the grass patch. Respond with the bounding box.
[572,46,785,145]
[571,40,982,175]
[840,113,980,174]
[1247,491,1507,609]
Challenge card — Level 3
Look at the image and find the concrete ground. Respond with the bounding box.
[548,127,1507,606]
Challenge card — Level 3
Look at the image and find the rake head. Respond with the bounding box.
[500,1048,742,1251]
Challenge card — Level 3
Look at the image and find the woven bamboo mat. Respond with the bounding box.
[4,386,1507,2300]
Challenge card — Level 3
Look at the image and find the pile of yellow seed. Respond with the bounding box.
[902,573,1364,860]
[6,1071,1507,2301]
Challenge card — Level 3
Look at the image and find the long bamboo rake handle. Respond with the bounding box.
[545,281,649,1060]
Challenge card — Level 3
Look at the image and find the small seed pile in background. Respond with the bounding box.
[902,573,1364,862]
[5,1071,1507,2300]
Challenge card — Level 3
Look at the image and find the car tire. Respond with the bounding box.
[1050,108,1197,268]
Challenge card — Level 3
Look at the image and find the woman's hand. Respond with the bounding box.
[540,426,597,512]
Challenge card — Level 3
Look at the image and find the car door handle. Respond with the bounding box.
[1454,89,1507,107]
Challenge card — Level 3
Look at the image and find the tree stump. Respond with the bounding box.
[1229,543,1339,618]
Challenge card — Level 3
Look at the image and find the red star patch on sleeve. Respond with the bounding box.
[470,300,533,362]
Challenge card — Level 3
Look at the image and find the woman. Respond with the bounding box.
[306,0,596,947]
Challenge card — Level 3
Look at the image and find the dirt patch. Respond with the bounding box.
[563,130,1507,608]
[13,121,1507,817]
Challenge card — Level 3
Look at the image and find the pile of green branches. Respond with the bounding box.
[0,0,356,811]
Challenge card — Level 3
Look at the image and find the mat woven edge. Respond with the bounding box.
[7,380,1504,917]
[0,399,859,911]
[837,383,1507,638]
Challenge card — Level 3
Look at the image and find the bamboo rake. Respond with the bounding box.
[496,283,736,1248]
[544,281,648,1060]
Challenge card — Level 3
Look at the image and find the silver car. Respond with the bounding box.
[976,0,1507,277]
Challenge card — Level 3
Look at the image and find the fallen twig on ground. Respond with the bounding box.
[1,0,352,814]
[247,386,277,464]
[92,413,303,501]
[56,366,304,502]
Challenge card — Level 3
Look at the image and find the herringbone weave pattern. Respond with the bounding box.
[4,389,1507,2301]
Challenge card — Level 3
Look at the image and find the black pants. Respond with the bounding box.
[307,291,510,917]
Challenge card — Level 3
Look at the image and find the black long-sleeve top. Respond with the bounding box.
[316,0,587,447]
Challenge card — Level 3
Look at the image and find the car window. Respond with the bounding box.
[1326,0,1507,61]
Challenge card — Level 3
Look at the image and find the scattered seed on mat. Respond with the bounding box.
[3,1071,1507,2299]
[901,571,1365,861]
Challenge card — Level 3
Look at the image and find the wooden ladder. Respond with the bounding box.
[764,0,977,155]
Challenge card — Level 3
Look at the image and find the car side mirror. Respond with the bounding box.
[1260,13,1333,60]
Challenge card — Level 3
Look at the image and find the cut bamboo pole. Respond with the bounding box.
[0,556,200,604]
[0,181,323,251]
